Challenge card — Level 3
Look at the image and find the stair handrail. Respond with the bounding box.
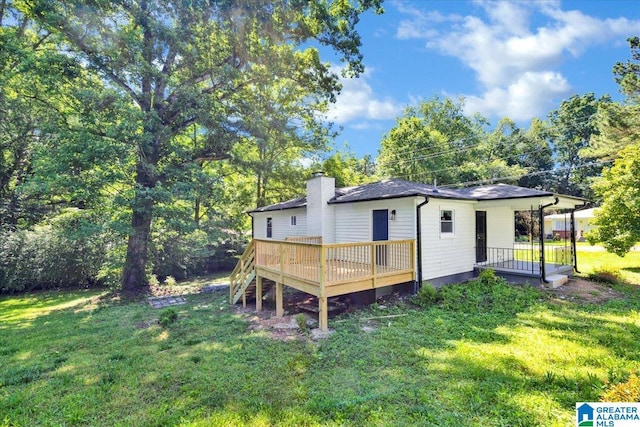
[230,239,256,304]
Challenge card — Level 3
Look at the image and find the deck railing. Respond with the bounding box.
[254,239,415,287]
[285,236,323,244]
[229,240,256,304]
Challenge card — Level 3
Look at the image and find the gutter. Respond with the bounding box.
[415,196,430,294]
[539,197,559,284]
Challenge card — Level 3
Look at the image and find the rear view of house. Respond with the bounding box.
[232,172,586,331]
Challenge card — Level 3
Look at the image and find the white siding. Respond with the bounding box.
[421,200,476,281]
[334,198,416,243]
[251,208,307,240]
[483,206,515,249]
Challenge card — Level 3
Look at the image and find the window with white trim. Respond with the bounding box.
[290,215,297,226]
[266,217,273,238]
[440,209,454,234]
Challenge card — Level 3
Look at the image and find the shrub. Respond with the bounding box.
[159,308,178,327]
[149,222,247,280]
[588,267,622,285]
[413,283,441,307]
[438,269,540,314]
[601,372,640,402]
[0,209,114,293]
[148,274,160,286]
[163,276,177,287]
[295,313,309,333]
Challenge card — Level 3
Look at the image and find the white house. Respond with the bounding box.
[544,208,597,241]
[233,172,586,330]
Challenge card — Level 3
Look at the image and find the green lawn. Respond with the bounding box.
[1,259,639,426]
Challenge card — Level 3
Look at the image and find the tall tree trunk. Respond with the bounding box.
[121,193,153,292]
[121,134,159,291]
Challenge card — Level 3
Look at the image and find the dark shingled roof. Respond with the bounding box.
[248,196,306,213]
[453,183,553,200]
[328,179,473,204]
[249,180,581,213]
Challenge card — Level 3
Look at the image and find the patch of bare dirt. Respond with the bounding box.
[236,308,314,341]
[544,278,622,304]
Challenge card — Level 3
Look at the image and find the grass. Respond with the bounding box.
[1,260,640,426]
[577,250,640,284]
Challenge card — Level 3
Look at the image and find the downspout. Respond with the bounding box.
[415,196,430,294]
[539,197,559,284]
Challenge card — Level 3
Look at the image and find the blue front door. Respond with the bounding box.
[372,209,389,265]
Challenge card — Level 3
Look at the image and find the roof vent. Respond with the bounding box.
[433,178,439,193]
[312,171,325,178]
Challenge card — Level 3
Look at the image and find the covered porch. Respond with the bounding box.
[474,193,585,284]
[231,238,415,331]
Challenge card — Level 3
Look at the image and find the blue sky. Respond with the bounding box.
[320,0,640,158]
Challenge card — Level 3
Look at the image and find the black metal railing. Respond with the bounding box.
[475,245,573,275]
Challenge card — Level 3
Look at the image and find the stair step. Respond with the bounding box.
[546,274,568,288]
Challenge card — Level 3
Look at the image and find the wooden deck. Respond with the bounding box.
[246,238,415,331]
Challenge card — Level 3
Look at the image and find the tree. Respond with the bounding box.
[586,36,640,255]
[378,97,489,185]
[321,151,377,187]
[378,97,535,187]
[613,36,640,102]
[26,0,382,291]
[547,93,610,197]
[587,143,640,256]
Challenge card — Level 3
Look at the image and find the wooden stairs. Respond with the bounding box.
[230,240,274,305]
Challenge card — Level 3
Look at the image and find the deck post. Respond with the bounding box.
[319,296,328,331]
[255,276,262,312]
[371,243,377,288]
[319,245,328,331]
[242,292,246,308]
[275,281,283,317]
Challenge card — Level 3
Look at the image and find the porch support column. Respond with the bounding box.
[539,197,559,283]
[255,276,263,312]
[275,281,283,317]
[539,205,547,282]
[570,210,580,273]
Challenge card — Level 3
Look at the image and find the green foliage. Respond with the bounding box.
[295,313,309,333]
[588,267,623,285]
[547,93,611,197]
[412,283,441,307]
[158,308,178,327]
[439,269,541,314]
[613,36,640,102]
[1,265,640,426]
[378,97,542,187]
[0,209,113,292]
[321,151,378,187]
[601,371,640,402]
[163,276,177,287]
[588,143,640,256]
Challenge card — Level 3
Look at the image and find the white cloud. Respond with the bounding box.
[326,67,403,124]
[463,71,572,120]
[395,0,640,120]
